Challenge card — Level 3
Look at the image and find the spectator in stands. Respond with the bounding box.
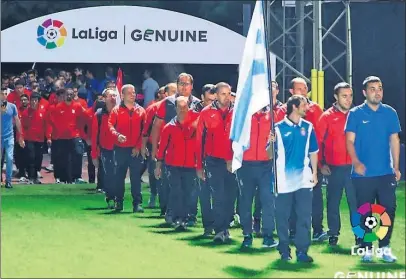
[142,69,159,109]
[85,69,100,107]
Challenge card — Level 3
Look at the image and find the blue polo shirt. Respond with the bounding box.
[275,117,319,194]
[1,102,17,140]
[345,102,401,178]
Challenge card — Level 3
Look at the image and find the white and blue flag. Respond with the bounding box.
[230,0,271,172]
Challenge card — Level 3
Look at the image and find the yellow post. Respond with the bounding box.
[317,70,324,110]
[311,69,318,103]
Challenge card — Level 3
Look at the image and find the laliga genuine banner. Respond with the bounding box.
[1,6,247,64]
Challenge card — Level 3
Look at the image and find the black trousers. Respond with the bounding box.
[58,138,84,183]
[85,143,96,183]
[51,139,62,180]
[352,174,397,248]
[26,141,43,180]
[14,143,26,175]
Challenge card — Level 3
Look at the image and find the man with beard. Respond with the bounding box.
[49,88,88,184]
[316,82,357,247]
[196,82,236,242]
[91,89,118,208]
[274,95,318,263]
[345,76,401,263]
[20,94,46,184]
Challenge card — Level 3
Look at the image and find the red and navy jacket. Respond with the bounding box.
[196,101,233,170]
[108,102,145,149]
[142,100,162,143]
[275,99,323,130]
[49,101,88,139]
[156,117,196,168]
[316,103,352,167]
[243,106,273,161]
[20,107,46,142]
[91,107,115,159]
[156,94,201,125]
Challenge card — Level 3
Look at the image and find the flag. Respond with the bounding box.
[230,0,271,173]
[115,68,123,106]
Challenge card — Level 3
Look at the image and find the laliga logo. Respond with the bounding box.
[37,18,67,49]
[351,202,391,242]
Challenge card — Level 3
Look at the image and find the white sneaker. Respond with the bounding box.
[37,171,43,178]
[361,249,374,262]
[19,177,28,183]
[377,246,397,263]
[28,179,34,185]
[55,178,61,184]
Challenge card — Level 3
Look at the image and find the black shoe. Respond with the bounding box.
[5,181,13,189]
[202,228,214,238]
[160,208,166,217]
[313,231,328,242]
[329,236,339,246]
[105,197,115,209]
[241,234,253,248]
[281,253,292,261]
[133,205,144,213]
[297,252,314,263]
[33,179,42,184]
[114,200,123,212]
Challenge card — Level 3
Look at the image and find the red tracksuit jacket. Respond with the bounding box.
[21,107,47,142]
[108,103,145,149]
[316,103,352,167]
[142,100,162,144]
[156,118,196,168]
[91,108,115,159]
[243,107,274,161]
[50,101,88,139]
[195,101,233,170]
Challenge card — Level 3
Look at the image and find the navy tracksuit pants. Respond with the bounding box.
[276,188,313,255]
[326,165,357,236]
[199,177,214,230]
[289,173,324,235]
[100,148,115,201]
[237,161,276,236]
[114,146,143,205]
[205,156,238,234]
[166,166,196,222]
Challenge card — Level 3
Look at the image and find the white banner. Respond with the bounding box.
[1,6,248,64]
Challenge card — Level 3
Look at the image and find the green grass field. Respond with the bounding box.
[1,182,405,278]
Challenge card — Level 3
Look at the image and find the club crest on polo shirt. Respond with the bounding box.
[300,127,306,136]
[72,109,75,114]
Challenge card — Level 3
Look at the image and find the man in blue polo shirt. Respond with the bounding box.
[345,76,401,263]
[274,95,319,263]
[1,88,25,188]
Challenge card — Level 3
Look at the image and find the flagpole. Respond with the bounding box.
[262,0,278,196]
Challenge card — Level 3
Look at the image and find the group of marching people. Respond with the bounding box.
[89,72,401,264]
[2,70,400,264]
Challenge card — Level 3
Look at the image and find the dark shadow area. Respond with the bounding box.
[135,215,164,220]
[81,188,98,191]
[99,211,133,215]
[150,229,188,235]
[322,245,352,256]
[268,259,320,272]
[178,234,211,241]
[354,262,406,272]
[141,223,173,229]
[82,206,109,211]
[224,246,276,256]
[181,236,239,249]
[223,266,260,278]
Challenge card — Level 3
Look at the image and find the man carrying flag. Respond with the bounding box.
[229,0,277,249]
